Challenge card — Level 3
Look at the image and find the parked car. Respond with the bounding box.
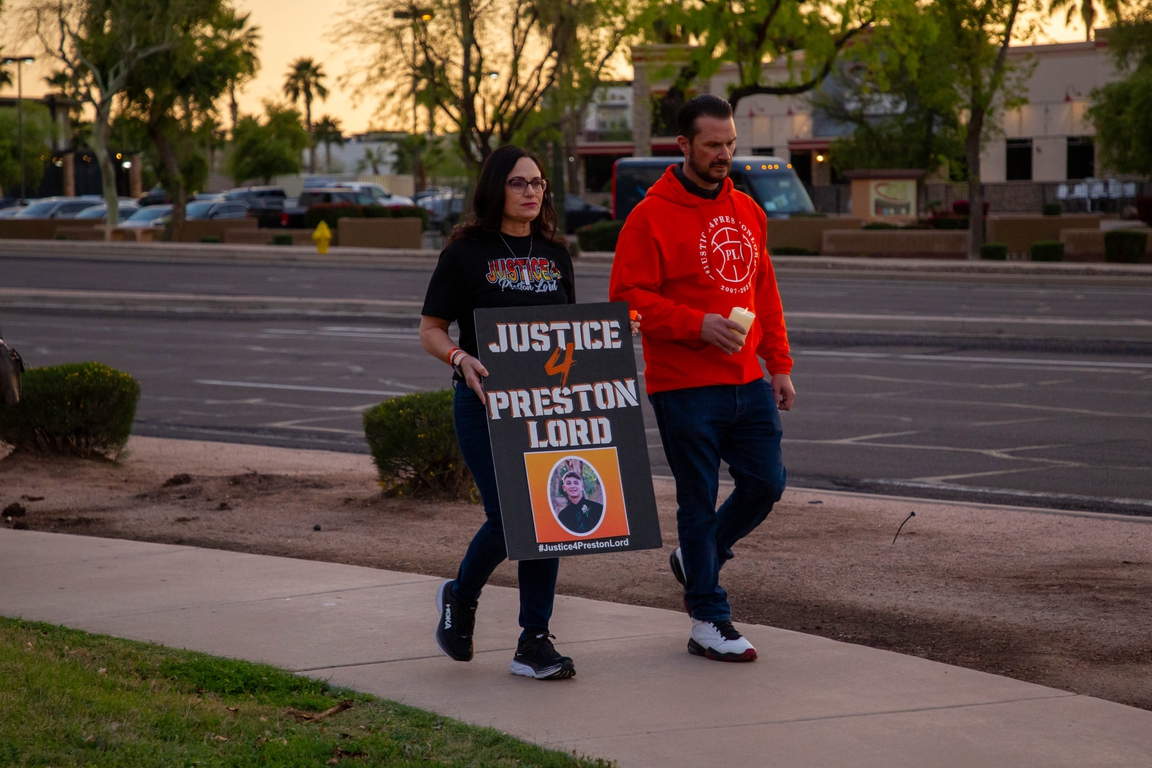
[564,193,611,233]
[120,204,173,228]
[0,206,24,218]
[184,200,250,220]
[612,156,815,220]
[138,186,170,207]
[14,196,104,219]
[222,186,287,227]
[331,181,416,209]
[0,197,22,211]
[279,187,377,228]
[417,192,466,234]
[191,192,226,202]
[72,201,141,221]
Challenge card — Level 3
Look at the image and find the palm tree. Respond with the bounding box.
[220,11,261,131]
[357,146,388,175]
[282,57,329,173]
[313,115,344,173]
[0,67,11,89]
[1048,0,1121,40]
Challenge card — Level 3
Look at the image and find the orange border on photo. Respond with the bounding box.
[524,447,630,544]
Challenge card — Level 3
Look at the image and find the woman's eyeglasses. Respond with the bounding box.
[507,177,547,194]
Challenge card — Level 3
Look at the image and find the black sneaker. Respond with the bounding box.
[510,632,576,679]
[435,580,477,662]
[670,547,691,615]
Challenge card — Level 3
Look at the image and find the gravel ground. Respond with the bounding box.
[2,436,1150,711]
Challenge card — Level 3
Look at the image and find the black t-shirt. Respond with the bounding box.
[421,232,576,360]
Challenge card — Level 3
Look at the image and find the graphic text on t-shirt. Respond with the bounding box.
[485,257,565,292]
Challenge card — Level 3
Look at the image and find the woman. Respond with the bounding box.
[420,145,577,680]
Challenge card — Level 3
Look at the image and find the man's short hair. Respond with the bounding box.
[677,94,734,141]
[563,471,582,483]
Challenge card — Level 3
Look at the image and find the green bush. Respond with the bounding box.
[771,246,815,255]
[1042,202,1063,216]
[980,242,1009,260]
[304,203,362,230]
[1030,240,1065,262]
[576,219,625,251]
[363,390,474,499]
[270,233,294,246]
[928,215,968,230]
[1104,230,1148,264]
[199,236,222,244]
[862,222,899,230]
[0,362,140,458]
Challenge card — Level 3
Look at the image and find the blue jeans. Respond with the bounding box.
[649,379,786,622]
[450,382,559,636]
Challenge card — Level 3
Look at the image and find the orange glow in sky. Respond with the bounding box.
[0,0,1096,136]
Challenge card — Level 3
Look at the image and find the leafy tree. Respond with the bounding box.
[0,66,11,89]
[313,114,344,172]
[228,102,308,184]
[20,0,189,227]
[336,0,637,172]
[122,2,257,240]
[939,0,1037,258]
[0,104,52,194]
[220,11,260,129]
[1088,18,1152,176]
[282,57,328,173]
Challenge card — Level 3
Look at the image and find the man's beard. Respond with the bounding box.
[688,147,731,184]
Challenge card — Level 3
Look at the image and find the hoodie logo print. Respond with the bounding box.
[699,215,757,294]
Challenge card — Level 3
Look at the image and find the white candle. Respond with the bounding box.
[728,307,755,336]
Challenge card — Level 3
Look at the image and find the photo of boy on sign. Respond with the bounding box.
[550,460,605,536]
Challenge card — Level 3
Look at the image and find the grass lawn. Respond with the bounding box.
[0,617,613,767]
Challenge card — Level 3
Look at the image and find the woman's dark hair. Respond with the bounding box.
[677,94,734,141]
[450,145,565,244]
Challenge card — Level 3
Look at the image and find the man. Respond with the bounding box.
[555,471,603,534]
[609,94,795,663]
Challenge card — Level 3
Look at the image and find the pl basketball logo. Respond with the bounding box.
[698,215,758,295]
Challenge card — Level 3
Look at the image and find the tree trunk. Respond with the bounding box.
[305,97,315,174]
[91,105,119,238]
[966,106,985,260]
[153,125,187,243]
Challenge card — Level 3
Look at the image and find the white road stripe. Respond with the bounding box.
[797,351,1152,370]
[194,380,410,396]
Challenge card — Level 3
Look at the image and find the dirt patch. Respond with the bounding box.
[2,436,1150,711]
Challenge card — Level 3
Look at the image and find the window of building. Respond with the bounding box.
[751,147,775,156]
[1006,138,1032,181]
[1067,136,1095,180]
[790,151,812,186]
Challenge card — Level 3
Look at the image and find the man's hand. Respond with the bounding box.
[771,373,795,411]
[700,313,746,354]
[459,355,489,402]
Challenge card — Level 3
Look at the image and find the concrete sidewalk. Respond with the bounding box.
[2,529,1150,767]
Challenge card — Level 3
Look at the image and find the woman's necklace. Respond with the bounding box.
[499,232,533,260]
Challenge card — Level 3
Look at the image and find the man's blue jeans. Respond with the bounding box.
[450,382,559,635]
[649,378,786,622]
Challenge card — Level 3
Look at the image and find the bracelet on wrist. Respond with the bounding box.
[445,347,463,366]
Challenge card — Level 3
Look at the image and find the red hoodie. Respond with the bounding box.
[609,165,792,395]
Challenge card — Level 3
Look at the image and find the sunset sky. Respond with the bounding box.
[2,0,1093,136]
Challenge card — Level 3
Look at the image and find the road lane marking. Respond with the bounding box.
[798,350,1152,370]
[194,380,410,396]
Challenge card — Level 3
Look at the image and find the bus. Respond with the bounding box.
[612,156,816,220]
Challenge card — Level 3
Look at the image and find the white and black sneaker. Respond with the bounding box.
[435,580,477,662]
[510,632,576,679]
[688,619,757,662]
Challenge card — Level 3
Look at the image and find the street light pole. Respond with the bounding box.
[2,55,36,204]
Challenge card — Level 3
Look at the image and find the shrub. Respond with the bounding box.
[1030,240,1065,262]
[363,390,474,499]
[1042,202,1062,216]
[980,242,1009,260]
[1104,230,1148,264]
[789,211,827,218]
[928,215,968,230]
[576,219,625,251]
[383,205,431,231]
[199,236,222,243]
[862,221,900,230]
[0,362,140,458]
[304,203,362,230]
[270,233,294,246]
[771,246,815,255]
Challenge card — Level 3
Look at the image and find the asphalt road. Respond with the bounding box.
[3,255,1151,515]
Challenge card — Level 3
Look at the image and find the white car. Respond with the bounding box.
[331,182,416,208]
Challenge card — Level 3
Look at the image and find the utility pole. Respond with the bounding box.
[2,55,37,203]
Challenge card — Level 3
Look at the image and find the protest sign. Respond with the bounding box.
[475,301,662,561]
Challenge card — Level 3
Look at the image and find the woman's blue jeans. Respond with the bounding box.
[450,382,559,635]
[649,378,786,622]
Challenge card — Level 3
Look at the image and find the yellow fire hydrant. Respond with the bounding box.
[312,221,332,255]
